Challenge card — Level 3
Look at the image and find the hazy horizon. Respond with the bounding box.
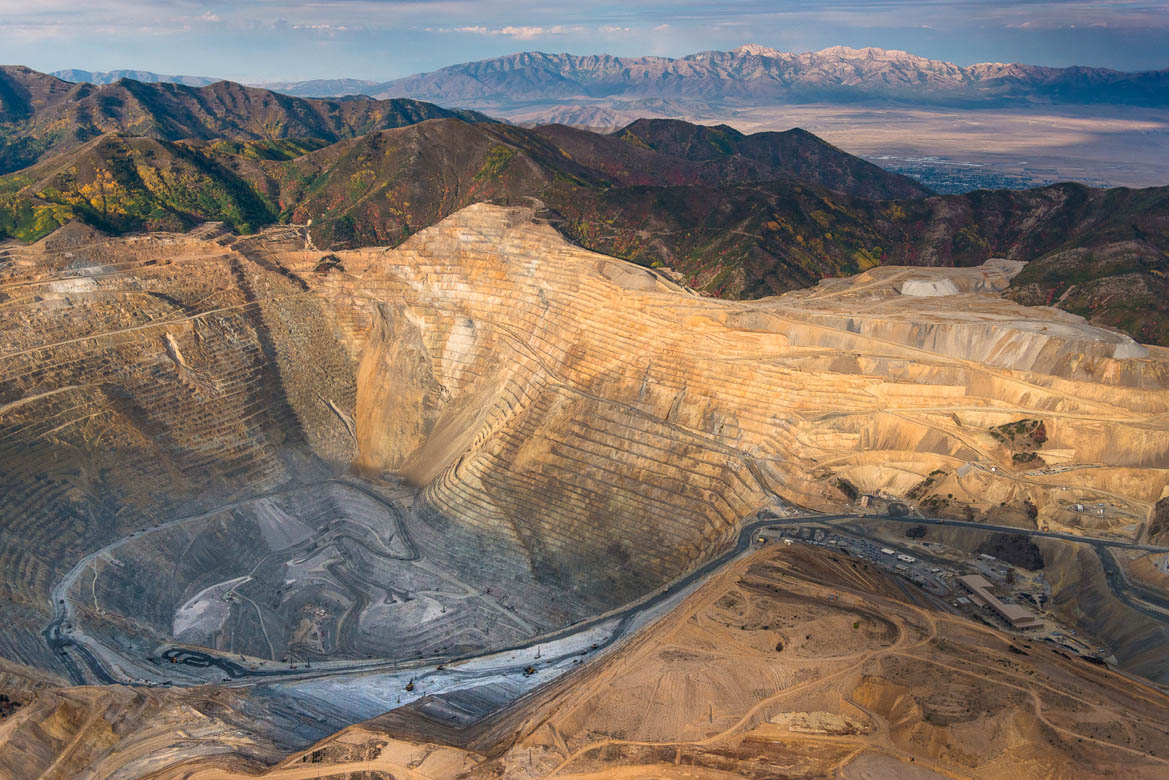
[2,0,1166,83]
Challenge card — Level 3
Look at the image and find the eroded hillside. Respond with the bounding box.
[1,204,1168,684]
[330,204,1169,559]
[3,203,1169,778]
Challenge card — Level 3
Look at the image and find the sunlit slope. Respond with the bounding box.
[2,203,1167,680]
[308,206,1169,557]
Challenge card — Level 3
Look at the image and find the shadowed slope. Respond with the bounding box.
[19,545,1164,779]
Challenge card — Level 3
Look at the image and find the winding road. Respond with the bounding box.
[42,478,415,685]
[43,492,1169,692]
[864,513,1169,552]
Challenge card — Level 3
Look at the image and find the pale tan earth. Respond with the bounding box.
[1121,550,1169,596]
[2,204,1168,661]
[314,205,1169,552]
[21,544,1164,780]
[3,204,1169,777]
[485,545,1169,780]
[825,519,1169,682]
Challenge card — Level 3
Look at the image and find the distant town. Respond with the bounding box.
[866,155,1070,194]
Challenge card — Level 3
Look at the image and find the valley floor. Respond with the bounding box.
[734,104,1169,191]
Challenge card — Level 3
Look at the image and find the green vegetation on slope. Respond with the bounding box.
[1,105,1166,346]
[0,135,279,239]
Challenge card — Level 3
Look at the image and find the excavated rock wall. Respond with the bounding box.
[3,204,1169,673]
[301,205,1169,556]
[0,226,356,670]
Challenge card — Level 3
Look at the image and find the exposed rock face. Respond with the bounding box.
[0,684,289,780]
[323,206,1168,548]
[1152,498,1169,544]
[4,202,1169,778]
[0,224,357,671]
[464,545,1169,780]
[341,210,763,603]
[2,203,1169,681]
[901,277,961,297]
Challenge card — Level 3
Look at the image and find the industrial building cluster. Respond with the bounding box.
[757,523,1110,664]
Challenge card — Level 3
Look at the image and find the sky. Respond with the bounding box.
[0,0,1166,82]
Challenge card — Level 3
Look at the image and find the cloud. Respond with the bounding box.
[0,0,468,38]
[0,0,1165,79]
[291,23,351,32]
[997,2,1169,32]
[7,0,1169,42]
[439,24,584,39]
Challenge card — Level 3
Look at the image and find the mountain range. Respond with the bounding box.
[0,65,492,177]
[1,64,1167,347]
[52,44,1169,113]
[360,44,1169,110]
[50,69,219,87]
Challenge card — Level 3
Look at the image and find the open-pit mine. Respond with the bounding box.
[2,204,1169,778]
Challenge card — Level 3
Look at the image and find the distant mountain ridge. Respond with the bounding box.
[268,44,1169,109]
[254,78,381,97]
[53,69,384,97]
[51,69,219,87]
[48,45,1169,112]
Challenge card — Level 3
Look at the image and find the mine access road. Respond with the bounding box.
[45,487,1169,696]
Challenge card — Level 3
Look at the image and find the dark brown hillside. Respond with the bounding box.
[227,117,929,251]
[0,67,492,175]
[272,120,588,248]
[262,120,1169,340]
[264,119,910,266]
[0,66,78,122]
[612,118,931,199]
[520,121,931,199]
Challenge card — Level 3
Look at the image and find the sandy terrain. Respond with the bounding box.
[120,544,1169,779]
[4,206,1169,689]
[727,104,1169,189]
